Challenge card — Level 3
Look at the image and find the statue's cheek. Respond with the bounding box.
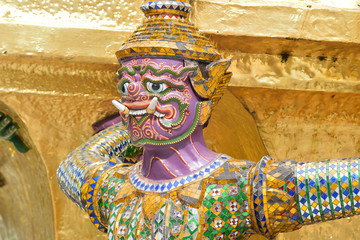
[182,88,193,101]
[159,90,192,105]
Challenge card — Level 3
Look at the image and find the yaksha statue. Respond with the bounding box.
[57,1,360,239]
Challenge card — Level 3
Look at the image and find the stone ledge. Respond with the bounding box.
[193,1,360,44]
[1,0,360,62]
[1,48,360,96]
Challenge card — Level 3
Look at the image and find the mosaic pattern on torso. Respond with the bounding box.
[108,157,254,240]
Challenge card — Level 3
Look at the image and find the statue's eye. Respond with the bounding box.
[121,82,129,95]
[146,82,169,93]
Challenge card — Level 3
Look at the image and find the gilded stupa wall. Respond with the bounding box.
[0,0,359,240]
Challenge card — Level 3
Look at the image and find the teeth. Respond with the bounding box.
[149,97,158,111]
[127,109,165,118]
[146,97,158,114]
[129,109,147,115]
[154,111,165,118]
[119,97,165,118]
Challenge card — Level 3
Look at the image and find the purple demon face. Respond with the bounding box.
[116,58,203,146]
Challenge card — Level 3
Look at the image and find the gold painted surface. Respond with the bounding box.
[0,93,116,240]
[193,0,360,43]
[0,103,54,240]
[2,50,360,100]
[1,0,360,62]
[229,87,360,160]
[1,0,359,45]
[0,55,119,98]
[2,23,360,65]
[204,89,268,162]
[0,0,143,30]
[212,35,360,61]
[0,23,127,64]
[225,51,360,92]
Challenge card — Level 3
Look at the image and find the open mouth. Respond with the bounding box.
[112,96,189,129]
[112,97,168,118]
[128,109,165,118]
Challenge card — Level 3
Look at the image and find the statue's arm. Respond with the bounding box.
[57,123,137,232]
[295,157,360,223]
[248,156,360,239]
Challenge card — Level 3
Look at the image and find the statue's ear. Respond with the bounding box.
[198,100,212,126]
[186,59,232,106]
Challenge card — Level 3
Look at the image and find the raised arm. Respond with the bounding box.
[57,123,139,232]
[248,156,360,239]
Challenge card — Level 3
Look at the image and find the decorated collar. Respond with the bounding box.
[129,154,230,193]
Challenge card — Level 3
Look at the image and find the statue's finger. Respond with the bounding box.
[0,116,12,131]
[0,123,18,140]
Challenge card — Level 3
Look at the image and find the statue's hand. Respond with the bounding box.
[0,112,18,140]
[0,112,29,153]
[124,145,143,159]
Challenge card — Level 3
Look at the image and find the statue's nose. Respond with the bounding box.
[127,82,148,101]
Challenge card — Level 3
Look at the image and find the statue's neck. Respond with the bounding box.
[141,127,218,180]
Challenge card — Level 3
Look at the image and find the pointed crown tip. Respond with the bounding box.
[141,0,192,19]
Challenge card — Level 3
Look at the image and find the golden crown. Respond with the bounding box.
[116,0,222,62]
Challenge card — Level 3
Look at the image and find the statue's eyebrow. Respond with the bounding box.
[117,65,198,77]
[117,65,137,76]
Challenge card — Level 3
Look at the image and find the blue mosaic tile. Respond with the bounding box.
[128,154,229,193]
